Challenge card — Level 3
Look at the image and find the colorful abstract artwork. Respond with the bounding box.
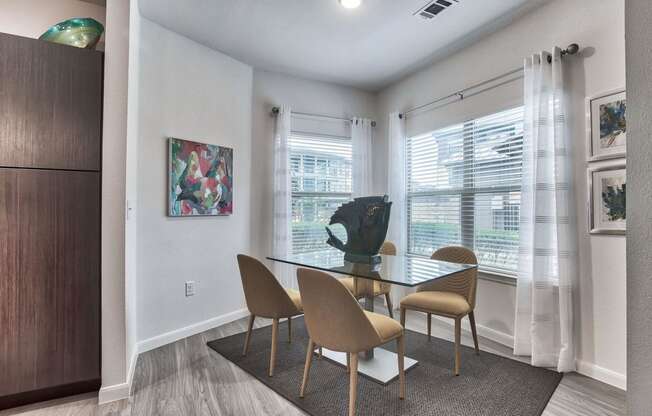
[168,138,233,216]
[588,163,626,235]
[588,90,626,160]
[599,100,626,149]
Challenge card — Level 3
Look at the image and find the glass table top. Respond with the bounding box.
[267,250,477,288]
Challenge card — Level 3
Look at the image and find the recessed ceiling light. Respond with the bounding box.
[339,0,362,9]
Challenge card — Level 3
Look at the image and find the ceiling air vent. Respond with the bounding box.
[415,0,458,20]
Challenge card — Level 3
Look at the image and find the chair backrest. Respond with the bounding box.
[237,254,299,318]
[298,268,382,353]
[380,241,397,256]
[418,246,479,309]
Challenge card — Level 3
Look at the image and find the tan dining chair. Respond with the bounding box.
[237,254,303,377]
[338,241,397,318]
[298,268,405,416]
[399,246,479,376]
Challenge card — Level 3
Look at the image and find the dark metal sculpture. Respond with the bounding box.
[326,195,392,264]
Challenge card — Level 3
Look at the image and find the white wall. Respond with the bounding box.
[376,0,626,388]
[98,0,131,403]
[250,70,378,262]
[134,17,253,343]
[0,0,106,46]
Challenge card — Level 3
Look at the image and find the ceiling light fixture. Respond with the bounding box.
[339,0,362,9]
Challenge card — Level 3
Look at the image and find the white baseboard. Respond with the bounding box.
[98,308,249,404]
[429,314,515,347]
[98,381,131,405]
[430,315,626,390]
[576,359,626,390]
[137,308,250,354]
[98,346,139,404]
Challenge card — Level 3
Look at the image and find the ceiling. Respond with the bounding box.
[138,0,547,91]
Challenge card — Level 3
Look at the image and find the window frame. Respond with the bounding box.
[405,106,524,278]
[289,132,353,257]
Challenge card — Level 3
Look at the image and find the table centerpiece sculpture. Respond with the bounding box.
[325,195,392,264]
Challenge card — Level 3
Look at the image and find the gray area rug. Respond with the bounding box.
[207,317,561,416]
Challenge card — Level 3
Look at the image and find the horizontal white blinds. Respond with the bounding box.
[290,134,352,256]
[407,106,524,275]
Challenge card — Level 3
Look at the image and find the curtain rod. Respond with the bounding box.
[270,107,376,127]
[399,43,579,119]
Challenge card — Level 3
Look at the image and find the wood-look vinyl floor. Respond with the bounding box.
[0,307,625,416]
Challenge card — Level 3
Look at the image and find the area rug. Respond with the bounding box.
[207,317,561,416]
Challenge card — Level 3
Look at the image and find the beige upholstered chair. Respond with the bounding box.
[399,246,479,376]
[237,254,303,377]
[298,268,405,416]
[338,241,397,318]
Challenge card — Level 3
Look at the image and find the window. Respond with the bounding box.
[289,134,352,259]
[406,107,524,276]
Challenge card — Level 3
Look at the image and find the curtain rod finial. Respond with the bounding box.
[566,43,580,55]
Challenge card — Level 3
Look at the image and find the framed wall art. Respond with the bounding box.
[586,89,626,161]
[168,137,233,217]
[588,162,626,235]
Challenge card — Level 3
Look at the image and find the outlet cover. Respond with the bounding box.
[185,281,195,297]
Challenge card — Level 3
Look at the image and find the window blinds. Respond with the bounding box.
[406,106,524,275]
[289,134,352,258]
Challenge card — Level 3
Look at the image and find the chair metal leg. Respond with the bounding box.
[300,338,315,398]
[242,314,255,356]
[384,293,394,319]
[288,316,292,344]
[468,311,480,355]
[349,352,359,416]
[397,335,405,400]
[427,313,432,340]
[454,317,461,376]
[269,318,279,377]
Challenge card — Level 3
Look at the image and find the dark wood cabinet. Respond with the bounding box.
[0,32,102,409]
[0,169,101,398]
[0,33,103,171]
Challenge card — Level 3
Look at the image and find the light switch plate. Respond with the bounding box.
[185,281,195,297]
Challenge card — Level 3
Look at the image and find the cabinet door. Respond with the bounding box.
[0,168,100,398]
[0,33,103,171]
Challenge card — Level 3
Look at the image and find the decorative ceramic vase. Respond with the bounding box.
[39,18,104,49]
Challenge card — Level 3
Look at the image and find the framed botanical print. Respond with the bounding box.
[588,162,626,235]
[586,89,626,161]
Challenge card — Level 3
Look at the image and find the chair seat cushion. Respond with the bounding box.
[400,291,471,316]
[285,288,302,312]
[339,277,389,297]
[364,311,403,342]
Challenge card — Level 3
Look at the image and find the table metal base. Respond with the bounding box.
[321,348,418,385]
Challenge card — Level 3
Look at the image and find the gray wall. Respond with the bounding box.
[626,0,652,413]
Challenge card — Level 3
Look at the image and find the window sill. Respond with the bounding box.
[478,270,517,286]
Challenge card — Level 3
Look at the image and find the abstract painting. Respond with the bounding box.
[168,138,233,217]
[587,90,626,160]
[588,163,626,235]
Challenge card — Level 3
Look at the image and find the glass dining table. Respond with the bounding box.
[267,249,477,384]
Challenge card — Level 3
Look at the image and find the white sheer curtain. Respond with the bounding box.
[351,118,373,198]
[272,105,295,288]
[513,48,577,372]
[386,112,410,308]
